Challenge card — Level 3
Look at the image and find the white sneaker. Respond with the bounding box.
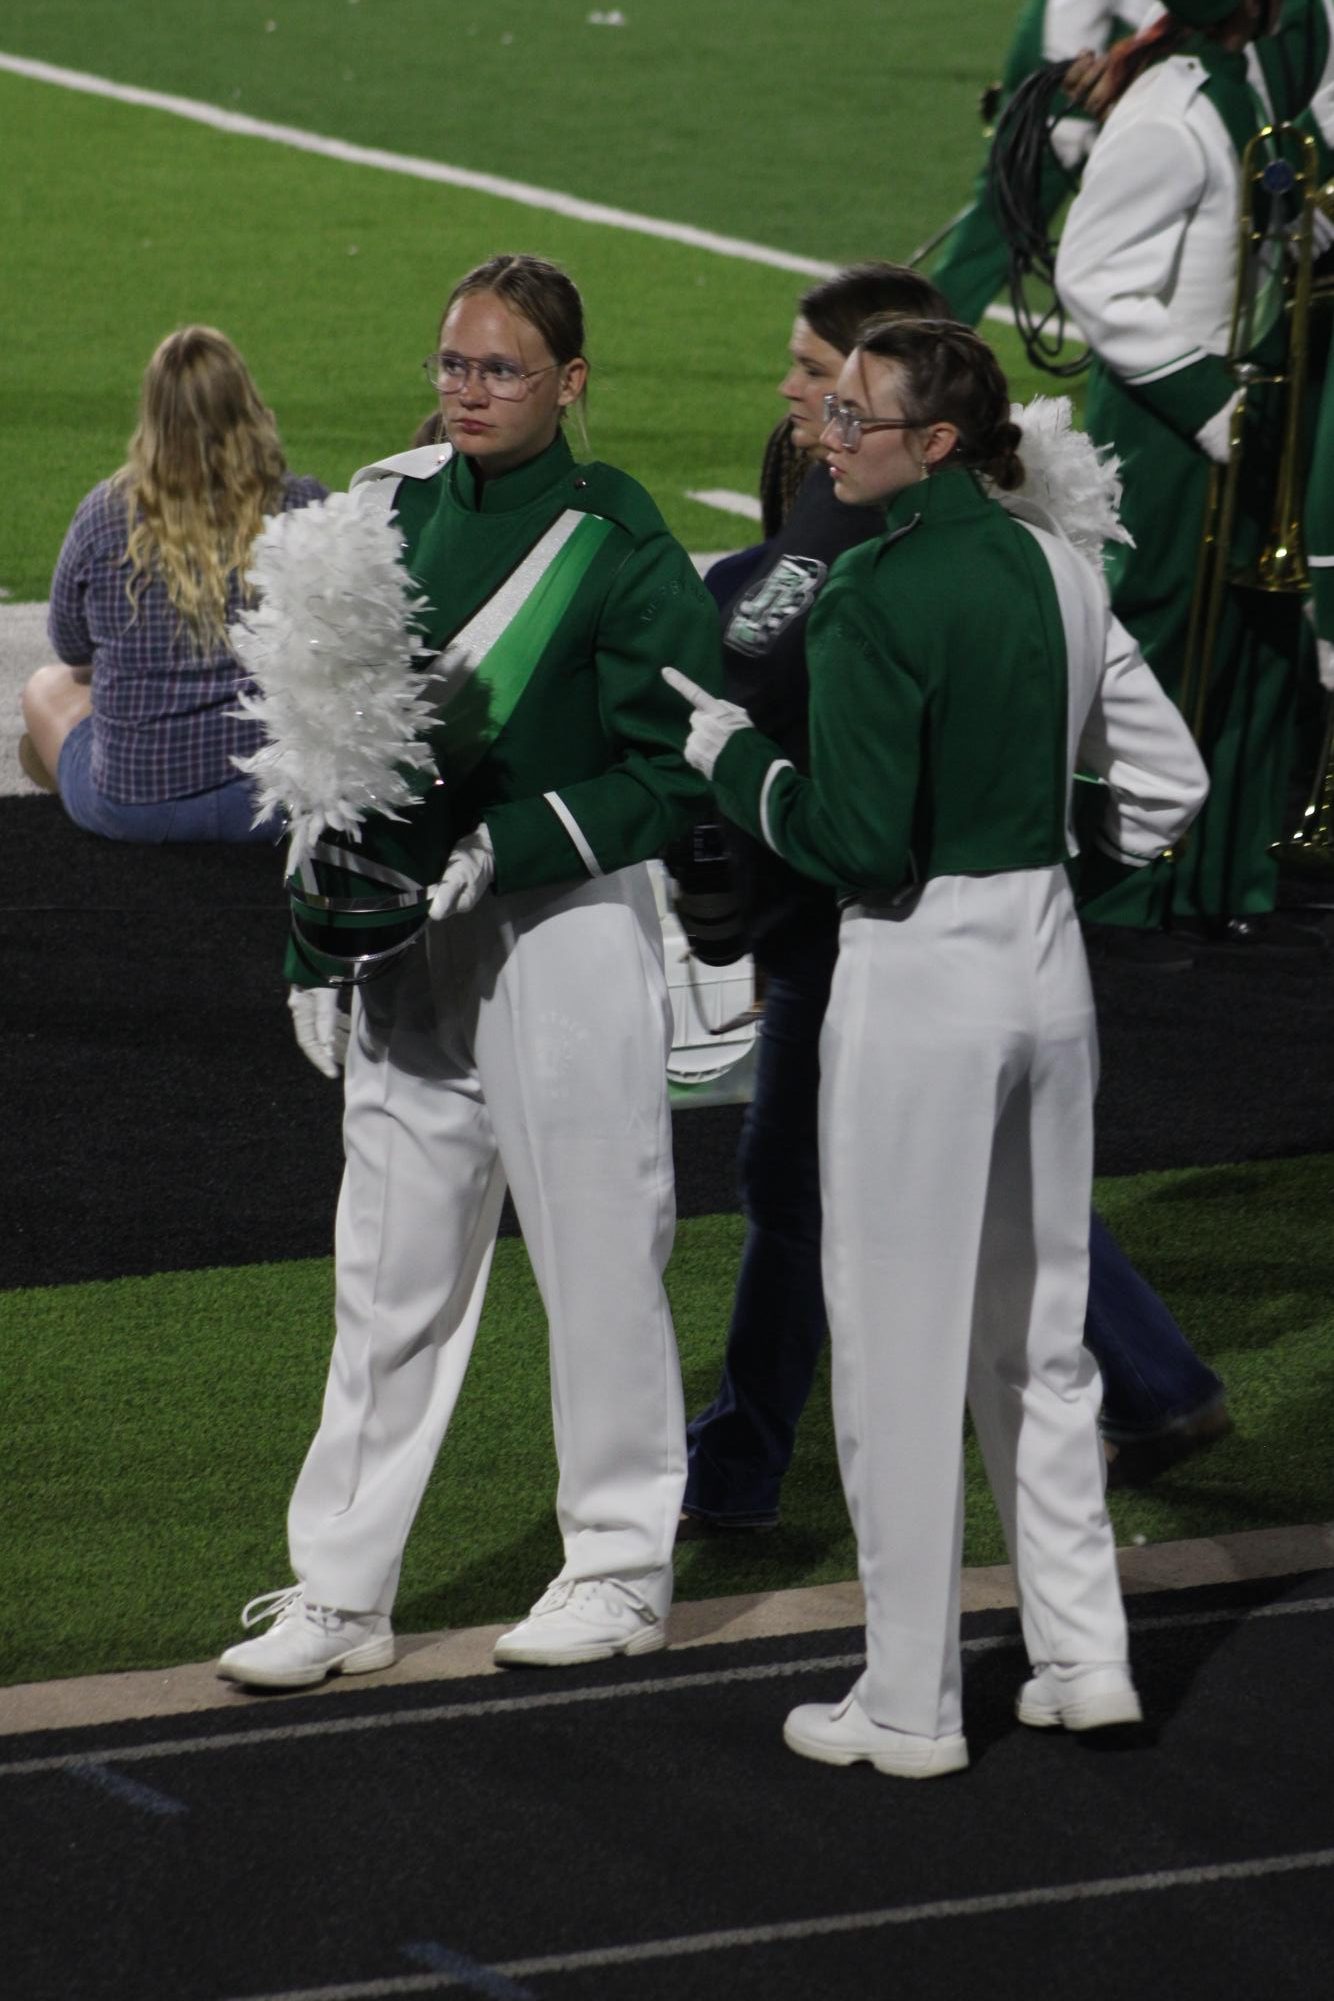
[1016,1662,1142,1731]
[783,1693,969,1779]
[217,1585,395,1690]
[493,1578,667,1667]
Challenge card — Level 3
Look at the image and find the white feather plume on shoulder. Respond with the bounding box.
[989,394,1134,577]
[230,486,439,871]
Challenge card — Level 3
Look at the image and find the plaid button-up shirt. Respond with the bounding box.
[47,473,327,804]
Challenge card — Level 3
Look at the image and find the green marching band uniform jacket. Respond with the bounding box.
[286,431,721,985]
[708,467,1130,898]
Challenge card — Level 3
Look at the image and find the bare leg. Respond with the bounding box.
[21,663,93,788]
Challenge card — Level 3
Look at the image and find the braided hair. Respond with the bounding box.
[855,317,1025,491]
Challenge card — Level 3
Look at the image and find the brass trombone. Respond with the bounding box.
[1280,693,1334,871]
[1178,123,1334,743]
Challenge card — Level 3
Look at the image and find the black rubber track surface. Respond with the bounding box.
[3,1572,1331,2001]
[4,797,1333,1291]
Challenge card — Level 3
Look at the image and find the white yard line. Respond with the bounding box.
[2,53,1038,327]
[0,52,835,280]
[685,489,764,523]
[0,52,1071,621]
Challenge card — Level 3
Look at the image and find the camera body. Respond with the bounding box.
[663,819,747,967]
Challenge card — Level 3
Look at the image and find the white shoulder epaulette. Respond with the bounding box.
[1129,53,1210,120]
[350,443,455,488]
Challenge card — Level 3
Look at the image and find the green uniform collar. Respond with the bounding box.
[882,463,990,538]
[449,429,575,513]
[1184,35,1249,90]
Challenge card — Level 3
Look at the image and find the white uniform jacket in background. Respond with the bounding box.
[1041,0,1163,64]
[1055,56,1239,393]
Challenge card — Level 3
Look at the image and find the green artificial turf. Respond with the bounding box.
[4,1156,1332,1687]
[1,0,1010,271]
[1,41,1070,603]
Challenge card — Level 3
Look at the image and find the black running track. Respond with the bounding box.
[4,796,1333,1291]
[4,1572,1331,2001]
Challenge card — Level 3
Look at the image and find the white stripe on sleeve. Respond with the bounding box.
[543,791,603,877]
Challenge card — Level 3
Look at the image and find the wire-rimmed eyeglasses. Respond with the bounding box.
[422,352,560,399]
[821,393,921,452]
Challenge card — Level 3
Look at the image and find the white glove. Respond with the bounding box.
[287,985,349,1079]
[1195,390,1243,467]
[1049,114,1096,175]
[661,666,754,779]
[1319,637,1334,694]
[429,825,496,920]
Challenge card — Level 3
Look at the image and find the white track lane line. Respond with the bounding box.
[223,1847,1334,2000]
[0,52,835,281]
[3,1596,1330,1782]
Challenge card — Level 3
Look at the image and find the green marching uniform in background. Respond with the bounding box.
[927,0,1161,326]
[1056,0,1330,944]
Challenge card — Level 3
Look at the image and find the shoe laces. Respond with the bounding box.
[531,1578,654,1623]
[239,1584,305,1631]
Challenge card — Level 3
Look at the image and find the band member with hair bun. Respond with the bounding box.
[668,317,1207,1776]
[1057,0,1326,956]
[220,253,722,1691]
[684,265,1229,1540]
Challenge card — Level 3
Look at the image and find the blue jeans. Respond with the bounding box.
[684,919,1225,1519]
[1085,1210,1224,1442]
[58,717,283,845]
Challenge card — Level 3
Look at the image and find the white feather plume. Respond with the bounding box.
[992,394,1134,572]
[230,486,438,870]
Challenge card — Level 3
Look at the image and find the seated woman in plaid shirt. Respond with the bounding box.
[20,325,325,842]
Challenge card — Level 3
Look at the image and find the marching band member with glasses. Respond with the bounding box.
[220,254,722,1690]
[684,267,1230,1542]
[667,317,1208,1776]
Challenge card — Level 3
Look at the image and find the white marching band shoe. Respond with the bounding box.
[1016,1661,1143,1731]
[493,1577,667,1667]
[217,1585,395,1690]
[783,1692,969,1779]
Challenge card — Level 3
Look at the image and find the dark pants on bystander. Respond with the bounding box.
[684,917,1225,1522]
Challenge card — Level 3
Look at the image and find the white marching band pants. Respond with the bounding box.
[287,864,686,1617]
[821,867,1129,1740]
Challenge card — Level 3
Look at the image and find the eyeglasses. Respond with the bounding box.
[422,353,560,399]
[821,394,922,452]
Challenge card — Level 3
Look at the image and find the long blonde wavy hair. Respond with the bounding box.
[115,326,288,649]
